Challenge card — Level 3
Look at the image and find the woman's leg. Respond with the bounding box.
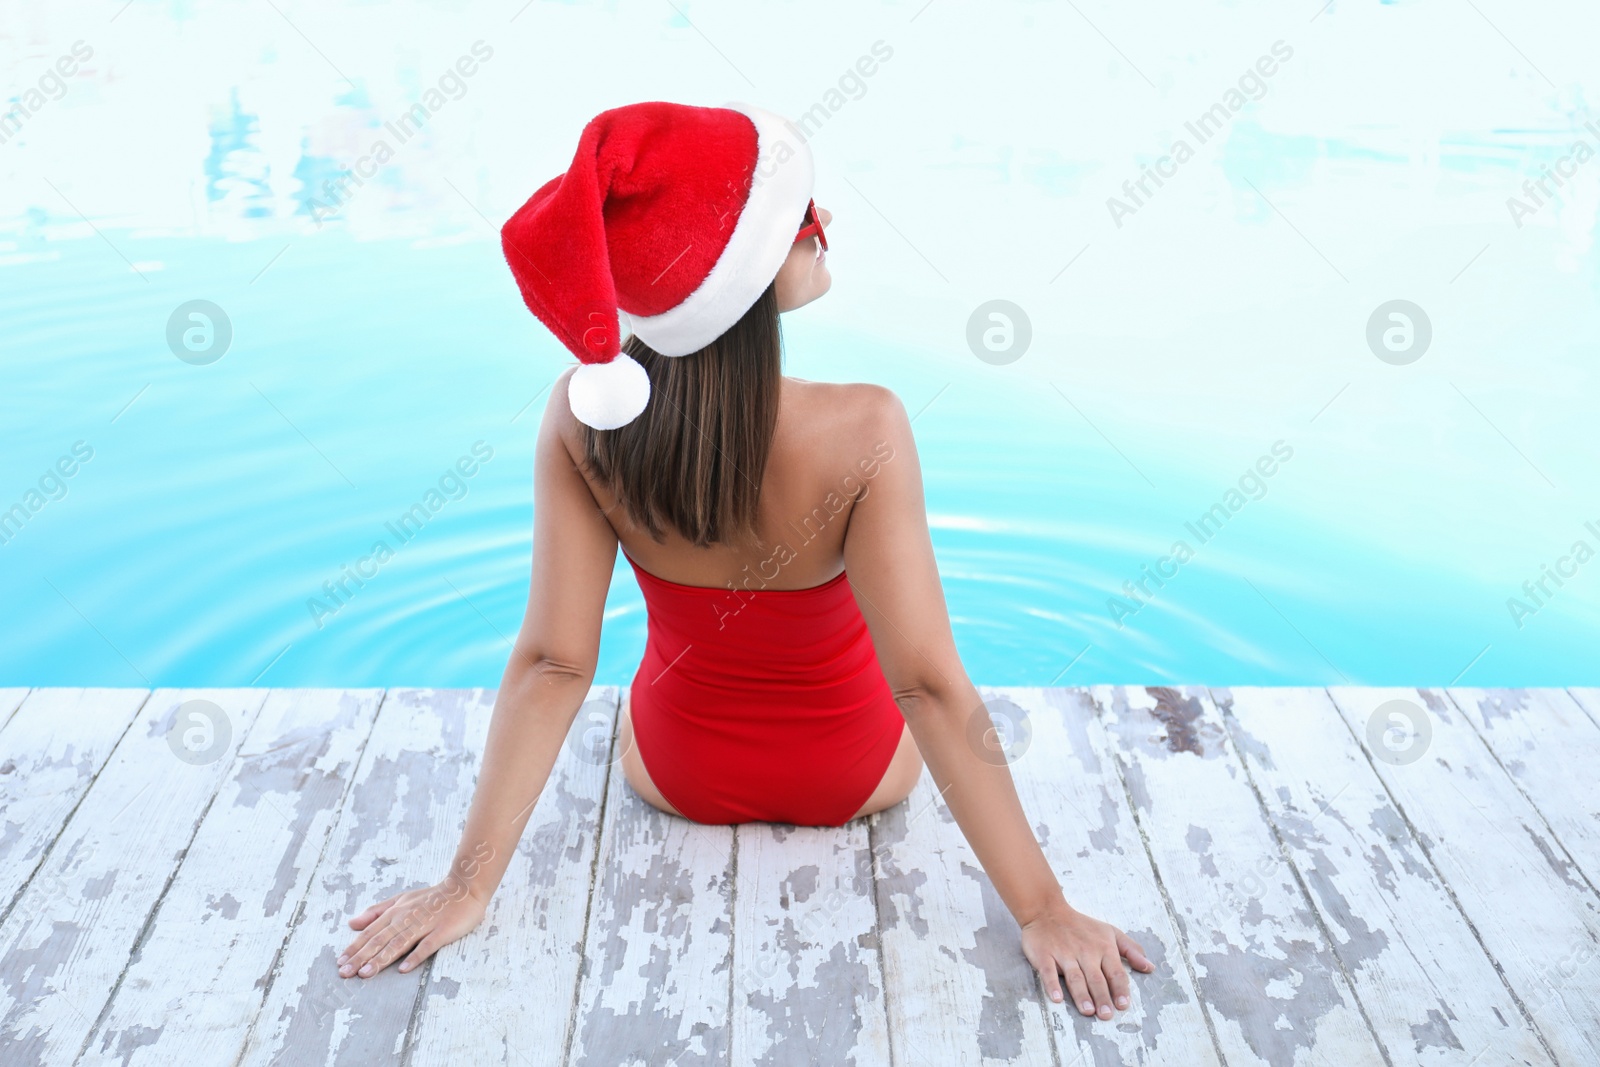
[848,720,923,820]
[618,703,684,817]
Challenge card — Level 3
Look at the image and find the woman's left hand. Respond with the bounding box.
[1018,899,1155,1019]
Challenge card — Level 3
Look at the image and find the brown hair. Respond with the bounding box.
[581,282,782,547]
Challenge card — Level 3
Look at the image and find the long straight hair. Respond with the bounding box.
[581,282,782,547]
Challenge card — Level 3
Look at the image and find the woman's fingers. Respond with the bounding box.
[1031,947,1066,1004]
[1103,951,1132,1010]
[1022,942,1063,1004]
[343,912,410,977]
[363,921,423,977]
[1082,956,1114,1019]
[1059,956,1094,1016]
[356,922,416,978]
[398,936,438,974]
[1117,929,1154,972]
[1022,917,1154,1021]
[340,919,390,977]
[337,922,384,971]
[347,892,401,930]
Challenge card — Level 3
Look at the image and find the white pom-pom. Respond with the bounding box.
[568,354,651,430]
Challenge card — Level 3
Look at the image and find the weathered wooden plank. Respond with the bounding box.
[236,688,496,1067]
[1216,686,1555,1065]
[568,687,736,1067]
[409,687,618,1066]
[0,689,149,917]
[731,819,890,1067]
[872,758,1055,1065]
[0,687,30,731]
[74,689,385,1067]
[1003,687,1221,1066]
[1326,687,1600,1065]
[6,683,1594,1066]
[1448,688,1600,891]
[0,688,269,1067]
[1568,688,1600,728]
[1094,685,1383,1066]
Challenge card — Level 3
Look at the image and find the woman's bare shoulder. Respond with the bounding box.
[782,378,909,437]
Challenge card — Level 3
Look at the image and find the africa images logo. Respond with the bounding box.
[1108,441,1294,628]
[1106,40,1295,229]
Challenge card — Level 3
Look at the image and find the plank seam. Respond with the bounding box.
[1564,688,1600,732]
[0,686,31,734]
[1009,689,1067,1067]
[0,689,152,931]
[228,688,393,1067]
[1207,688,1395,1067]
[1095,687,1233,1067]
[1444,688,1600,901]
[864,812,900,1067]
[73,688,276,1067]
[725,821,738,1067]
[1323,687,1565,1067]
[559,685,621,1067]
[398,934,434,1067]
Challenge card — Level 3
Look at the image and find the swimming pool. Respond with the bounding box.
[4,1,1597,686]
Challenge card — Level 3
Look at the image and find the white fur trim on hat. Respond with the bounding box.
[569,354,651,430]
[626,102,814,357]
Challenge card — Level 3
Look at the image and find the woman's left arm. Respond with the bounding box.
[841,386,1154,1020]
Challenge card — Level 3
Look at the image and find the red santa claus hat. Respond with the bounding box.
[500,100,815,430]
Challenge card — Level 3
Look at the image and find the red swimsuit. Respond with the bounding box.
[624,553,906,826]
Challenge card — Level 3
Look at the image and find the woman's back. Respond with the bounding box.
[557,374,911,825]
[566,376,898,591]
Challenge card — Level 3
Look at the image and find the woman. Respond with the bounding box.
[335,101,1154,1022]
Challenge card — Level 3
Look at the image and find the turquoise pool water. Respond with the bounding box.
[4,1,1598,687]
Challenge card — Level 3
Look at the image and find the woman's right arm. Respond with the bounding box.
[336,370,618,979]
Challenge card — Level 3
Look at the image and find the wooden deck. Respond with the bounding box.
[1,686,1597,1066]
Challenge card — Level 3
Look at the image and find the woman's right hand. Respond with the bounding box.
[1018,898,1155,1019]
[337,875,488,978]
